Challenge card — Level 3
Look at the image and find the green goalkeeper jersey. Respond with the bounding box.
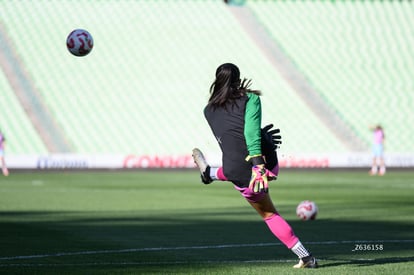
[244,93,262,156]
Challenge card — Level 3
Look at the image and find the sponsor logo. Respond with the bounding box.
[279,157,329,168]
[123,154,194,168]
[37,157,89,169]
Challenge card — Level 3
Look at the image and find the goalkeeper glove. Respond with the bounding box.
[261,124,282,151]
[246,155,277,193]
[249,164,277,193]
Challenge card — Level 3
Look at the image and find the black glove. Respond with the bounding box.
[261,124,282,151]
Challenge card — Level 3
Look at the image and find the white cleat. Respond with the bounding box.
[293,256,318,268]
[192,148,212,184]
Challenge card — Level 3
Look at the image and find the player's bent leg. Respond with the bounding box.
[242,191,318,268]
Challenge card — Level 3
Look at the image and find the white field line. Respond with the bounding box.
[0,239,412,261]
[1,258,407,268]
[0,259,294,267]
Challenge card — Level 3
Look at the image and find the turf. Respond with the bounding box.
[0,169,413,274]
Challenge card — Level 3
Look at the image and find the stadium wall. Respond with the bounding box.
[5,152,414,170]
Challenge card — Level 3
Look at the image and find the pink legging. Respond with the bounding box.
[264,213,299,249]
[217,165,297,248]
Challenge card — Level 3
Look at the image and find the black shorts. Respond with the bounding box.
[225,148,279,188]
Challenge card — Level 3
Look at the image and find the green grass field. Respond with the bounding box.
[0,169,413,274]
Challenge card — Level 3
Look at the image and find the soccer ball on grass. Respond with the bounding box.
[66,29,94,57]
[296,200,318,221]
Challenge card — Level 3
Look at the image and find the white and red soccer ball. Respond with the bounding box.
[296,200,318,221]
[66,29,93,57]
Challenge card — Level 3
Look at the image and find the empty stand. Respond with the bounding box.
[0,0,412,155]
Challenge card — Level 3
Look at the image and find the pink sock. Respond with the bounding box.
[264,213,299,249]
[216,167,228,181]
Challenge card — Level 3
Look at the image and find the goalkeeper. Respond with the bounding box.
[192,63,318,268]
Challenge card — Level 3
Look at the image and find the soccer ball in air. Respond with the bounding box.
[66,29,94,57]
[296,200,318,221]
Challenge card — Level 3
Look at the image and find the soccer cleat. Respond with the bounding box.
[192,148,213,184]
[293,256,318,268]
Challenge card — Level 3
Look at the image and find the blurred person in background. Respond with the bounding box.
[192,63,318,268]
[369,124,386,176]
[0,129,9,176]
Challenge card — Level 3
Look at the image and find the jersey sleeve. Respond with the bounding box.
[244,93,262,156]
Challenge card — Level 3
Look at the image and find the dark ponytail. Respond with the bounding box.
[208,63,260,109]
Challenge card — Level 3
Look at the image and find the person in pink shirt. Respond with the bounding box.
[369,125,385,176]
[0,130,9,176]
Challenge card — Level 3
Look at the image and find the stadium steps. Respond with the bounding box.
[0,66,48,154]
[0,21,72,153]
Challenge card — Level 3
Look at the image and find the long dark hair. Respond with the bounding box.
[208,63,261,109]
